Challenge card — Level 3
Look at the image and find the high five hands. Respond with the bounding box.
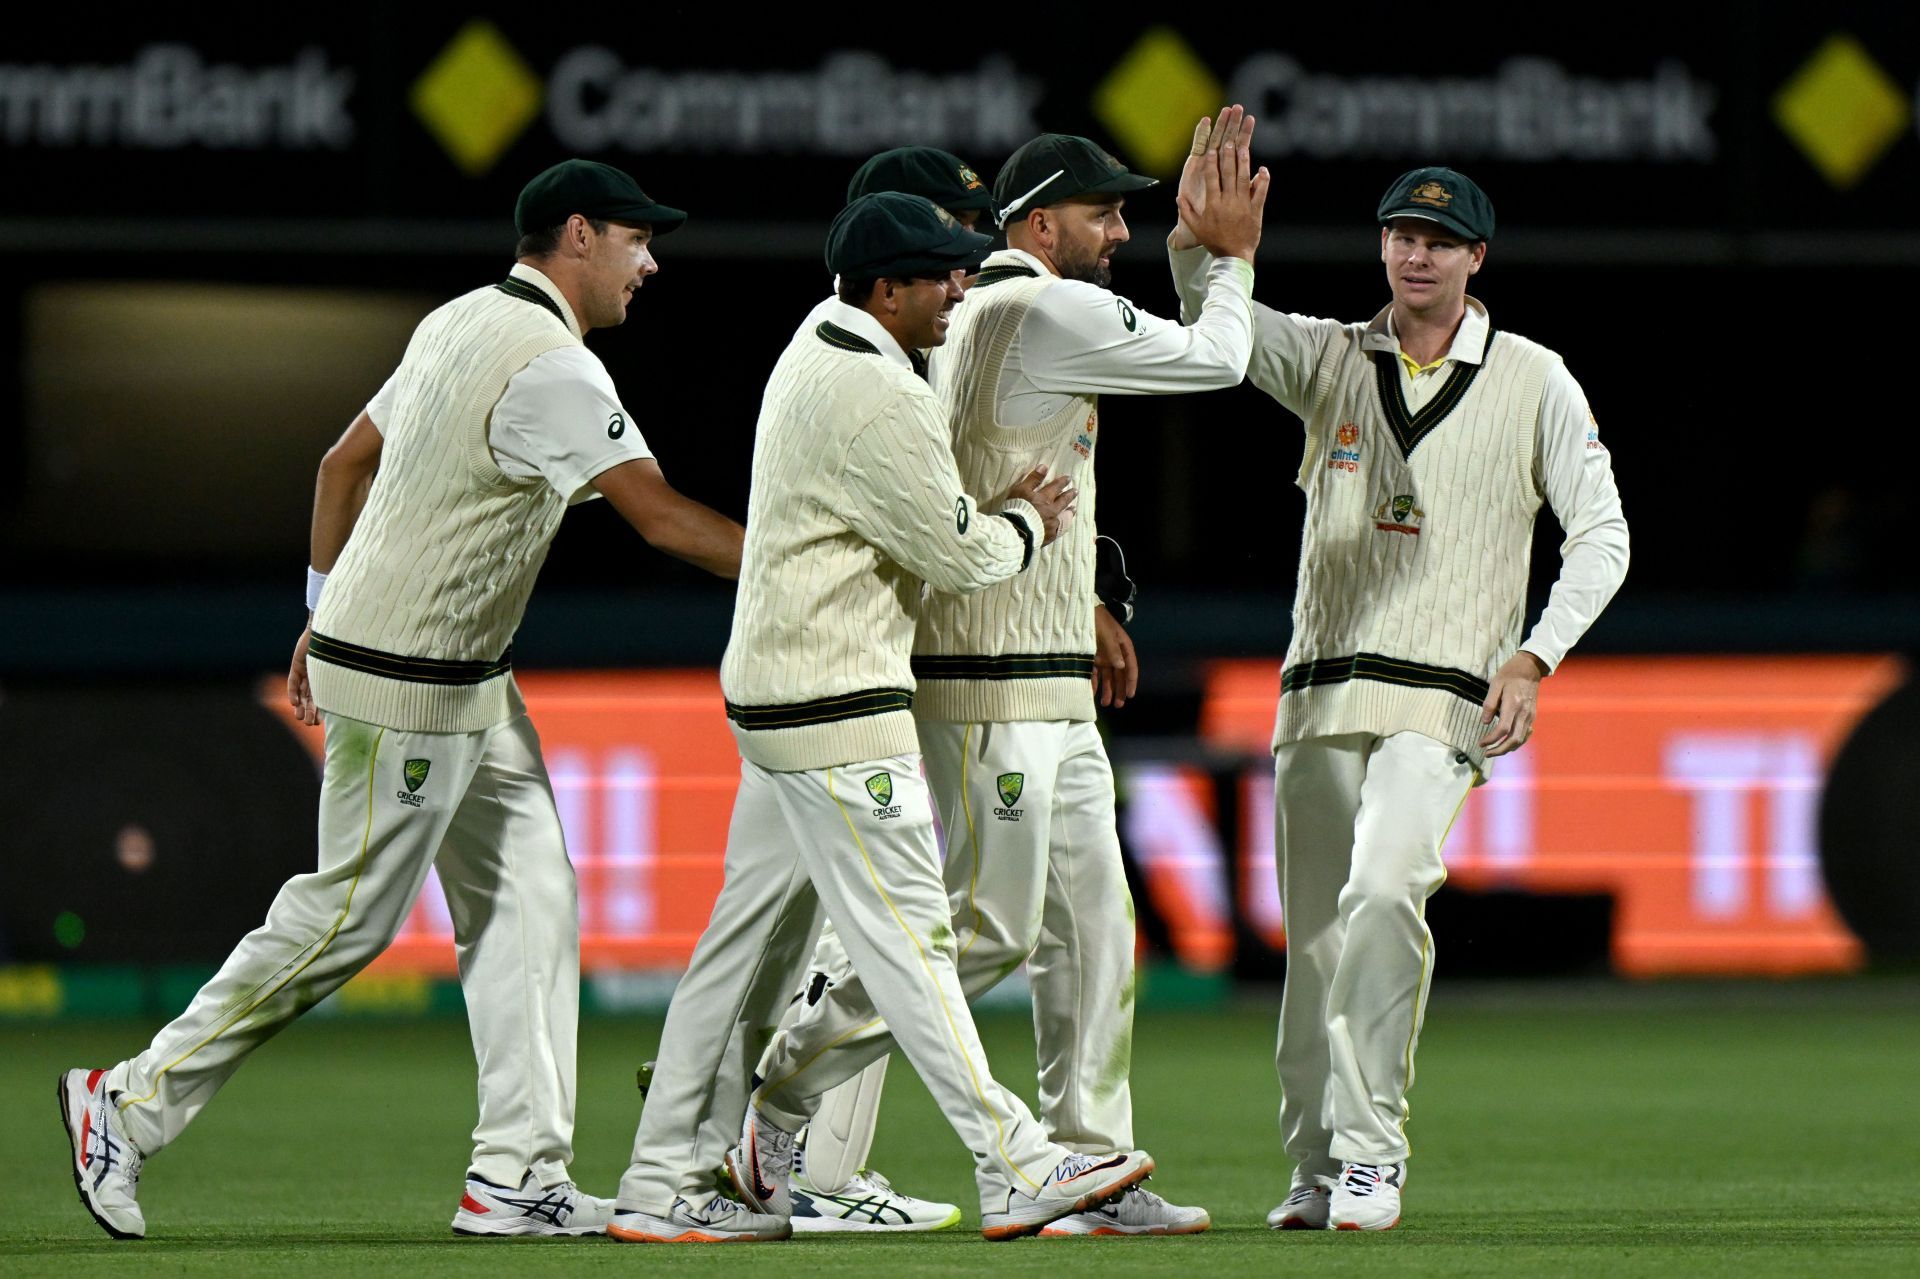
[1171,104,1270,260]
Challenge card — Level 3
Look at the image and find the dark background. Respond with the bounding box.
[2,7,1916,674]
[3,8,1918,967]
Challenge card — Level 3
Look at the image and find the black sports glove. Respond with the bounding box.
[1094,535,1137,624]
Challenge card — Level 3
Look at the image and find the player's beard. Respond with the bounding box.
[1055,235,1112,288]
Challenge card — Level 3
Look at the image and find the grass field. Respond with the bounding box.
[3,980,1917,1276]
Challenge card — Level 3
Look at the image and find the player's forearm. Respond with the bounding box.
[640,495,745,580]
[1520,518,1630,672]
[309,451,376,570]
[840,415,1031,595]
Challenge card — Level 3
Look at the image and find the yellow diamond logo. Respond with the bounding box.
[1773,34,1910,189]
[411,21,544,177]
[1093,28,1225,177]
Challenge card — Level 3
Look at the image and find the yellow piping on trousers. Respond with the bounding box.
[119,728,387,1116]
[827,767,1040,1192]
[1395,777,1473,1153]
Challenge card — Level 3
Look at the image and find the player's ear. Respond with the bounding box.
[1468,241,1486,274]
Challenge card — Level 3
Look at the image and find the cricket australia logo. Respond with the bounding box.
[396,758,431,808]
[1374,494,1425,536]
[994,772,1025,822]
[865,771,901,820]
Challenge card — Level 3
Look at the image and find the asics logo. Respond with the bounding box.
[497,1191,573,1225]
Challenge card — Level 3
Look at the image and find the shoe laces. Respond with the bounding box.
[1048,1152,1103,1185]
[849,1167,895,1194]
[1282,1184,1323,1208]
[1341,1165,1388,1197]
[693,1194,751,1222]
[753,1120,797,1159]
[86,1106,141,1188]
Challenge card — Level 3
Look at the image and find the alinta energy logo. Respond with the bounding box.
[409,20,1043,177]
[1773,33,1914,189]
[1091,27,1719,177]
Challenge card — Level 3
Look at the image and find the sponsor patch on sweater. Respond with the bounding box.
[1327,421,1361,473]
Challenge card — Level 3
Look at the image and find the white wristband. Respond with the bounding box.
[305,566,328,612]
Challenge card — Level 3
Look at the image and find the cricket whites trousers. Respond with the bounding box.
[1273,730,1476,1178]
[104,709,582,1190]
[754,719,1137,1205]
[620,752,1072,1216]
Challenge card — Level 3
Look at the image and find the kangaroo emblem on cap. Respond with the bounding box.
[1410,181,1452,208]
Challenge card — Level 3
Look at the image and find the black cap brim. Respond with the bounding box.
[605,200,688,235]
[1379,208,1478,241]
[845,224,994,278]
[1080,173,1160,198]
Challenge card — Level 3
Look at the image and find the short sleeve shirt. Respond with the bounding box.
[365,345,653,505]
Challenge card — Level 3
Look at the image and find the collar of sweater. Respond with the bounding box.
[817,297,918,373]
[508,263,584,339]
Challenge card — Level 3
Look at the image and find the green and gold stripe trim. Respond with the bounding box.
[1370,327,1498,459]
[815,320,880,355]
[307,632,513,686]
[911,653,1095,682]
[726,687,913,730]
[972,264,1040,288]
[495,276,567,326]
[1280,651,1489,707]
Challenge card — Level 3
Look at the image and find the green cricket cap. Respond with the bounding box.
[826,192,995,278]
[992,133,1158,228]
[1377,166,1493,242]
[515,159,687,237]
[847,147,994,215]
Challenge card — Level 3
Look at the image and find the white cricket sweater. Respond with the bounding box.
[308,266,580,733]
[1280,307,1559,772]
[913,247,1255,722]
[721,299,1040,772]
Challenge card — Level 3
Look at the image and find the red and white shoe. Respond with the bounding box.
[451,1171,615,1236]
[58,1068,145,1240]
[1329,1161,1404,1231]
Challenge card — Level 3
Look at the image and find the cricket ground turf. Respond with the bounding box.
[4,979,1916,1276]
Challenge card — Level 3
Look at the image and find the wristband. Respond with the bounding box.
[305,566,328,612]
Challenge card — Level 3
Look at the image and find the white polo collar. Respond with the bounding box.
[509,263,584,339]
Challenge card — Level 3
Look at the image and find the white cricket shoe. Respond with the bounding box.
[58,1068,145,1240]
[451,1171,615,1236]
[789,1149,961,1233]
[1038,1184,1210,1236]
[980,1149,1154,1242]
[724,1105,798,1219]
[1329,1160,1404,1231]
[607,1195,792,1243]
[1266,1181,1331,1230]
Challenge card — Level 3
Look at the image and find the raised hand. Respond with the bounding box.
[1174,104,1270,262]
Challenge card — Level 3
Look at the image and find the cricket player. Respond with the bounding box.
[611,192,1154,1245]
[753,144,998,1234]
[58,159,744,1241]
[1168,154,1629,1229]
[735,115,1267,1237]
